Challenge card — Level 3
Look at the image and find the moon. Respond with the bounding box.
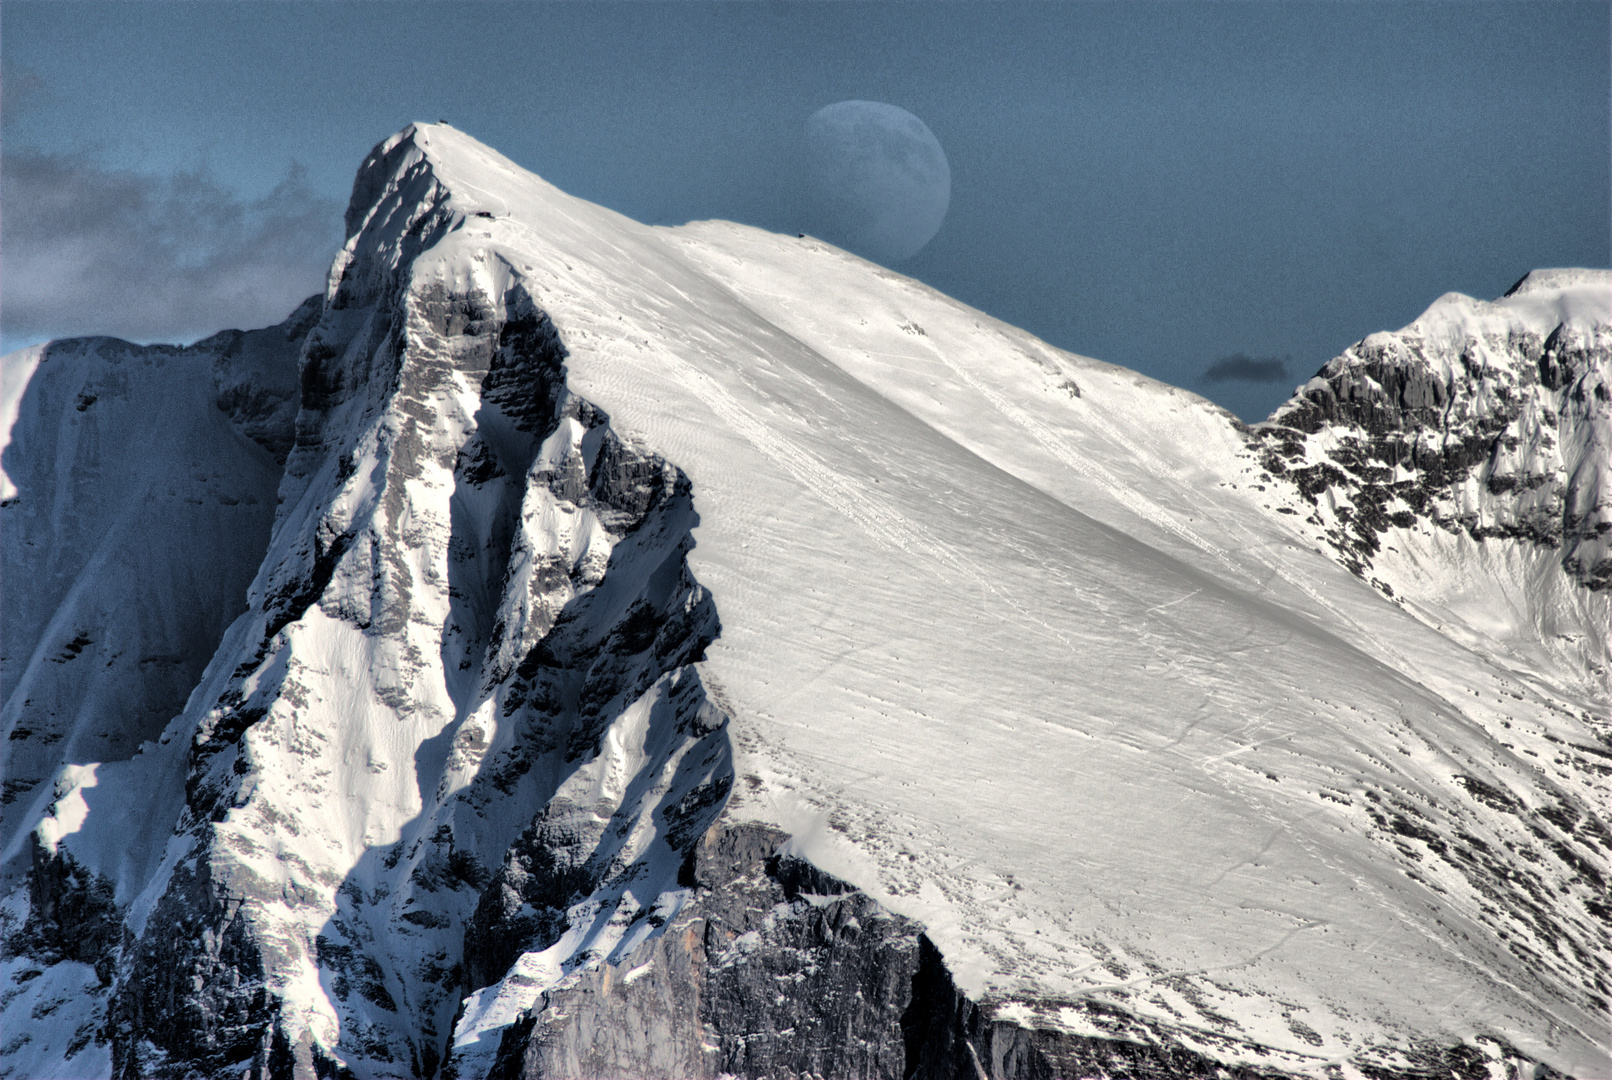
[801,101,951,263]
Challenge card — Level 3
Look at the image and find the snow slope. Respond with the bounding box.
[2,124,1607,1080]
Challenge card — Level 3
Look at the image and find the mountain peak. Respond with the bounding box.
[342,122,492,238]
[1503,266,1612,298]
[4,126,1608,1080]
[343,122,576,241]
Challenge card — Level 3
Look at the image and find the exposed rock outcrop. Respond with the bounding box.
[9,836,119,986]
[1249,270,1611,590]
[474,822,922,1080]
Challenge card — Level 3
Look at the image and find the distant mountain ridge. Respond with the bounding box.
[1254,267,1610,591]
[2,124,1607,1080]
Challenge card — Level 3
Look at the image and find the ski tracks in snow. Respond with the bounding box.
[927,340,1507,722]
[924,344,1263,589]
[643,325,1098,658]
[657,345,924,556]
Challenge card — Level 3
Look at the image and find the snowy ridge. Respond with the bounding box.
[2,123,1609,1079]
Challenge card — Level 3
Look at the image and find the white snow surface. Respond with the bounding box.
[3,124,1608,1078]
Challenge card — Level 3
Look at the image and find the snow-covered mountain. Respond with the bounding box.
[2,123,1607,1080]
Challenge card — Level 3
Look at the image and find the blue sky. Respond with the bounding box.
[3,1,1608,420]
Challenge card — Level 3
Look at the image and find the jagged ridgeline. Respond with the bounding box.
[1249,268,1612,594]
[2,124,1608,1080]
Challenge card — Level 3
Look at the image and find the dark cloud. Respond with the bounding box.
[1,150,341,349]
[1201,353,1291,385]
[1,66,48,121]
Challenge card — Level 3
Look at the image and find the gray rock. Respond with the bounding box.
[477,822,923,1080]
[1254,308,1612,589]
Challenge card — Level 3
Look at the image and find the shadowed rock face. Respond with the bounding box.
[1250,283,1611,589]
[10,835,120,986]
[109,853,280,1079]
[476,823,923,1080]
[0,306,310,819]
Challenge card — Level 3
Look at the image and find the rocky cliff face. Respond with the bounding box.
[3,125,1607,1080]
[1249,269,1611,592]
[5,131,734,1080]
[109,280,729,1077]
[469,822,922,1080]
[0,300,314,814]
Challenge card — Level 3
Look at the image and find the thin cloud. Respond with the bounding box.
[1201,353,1291,384]
[1,150,341,349]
